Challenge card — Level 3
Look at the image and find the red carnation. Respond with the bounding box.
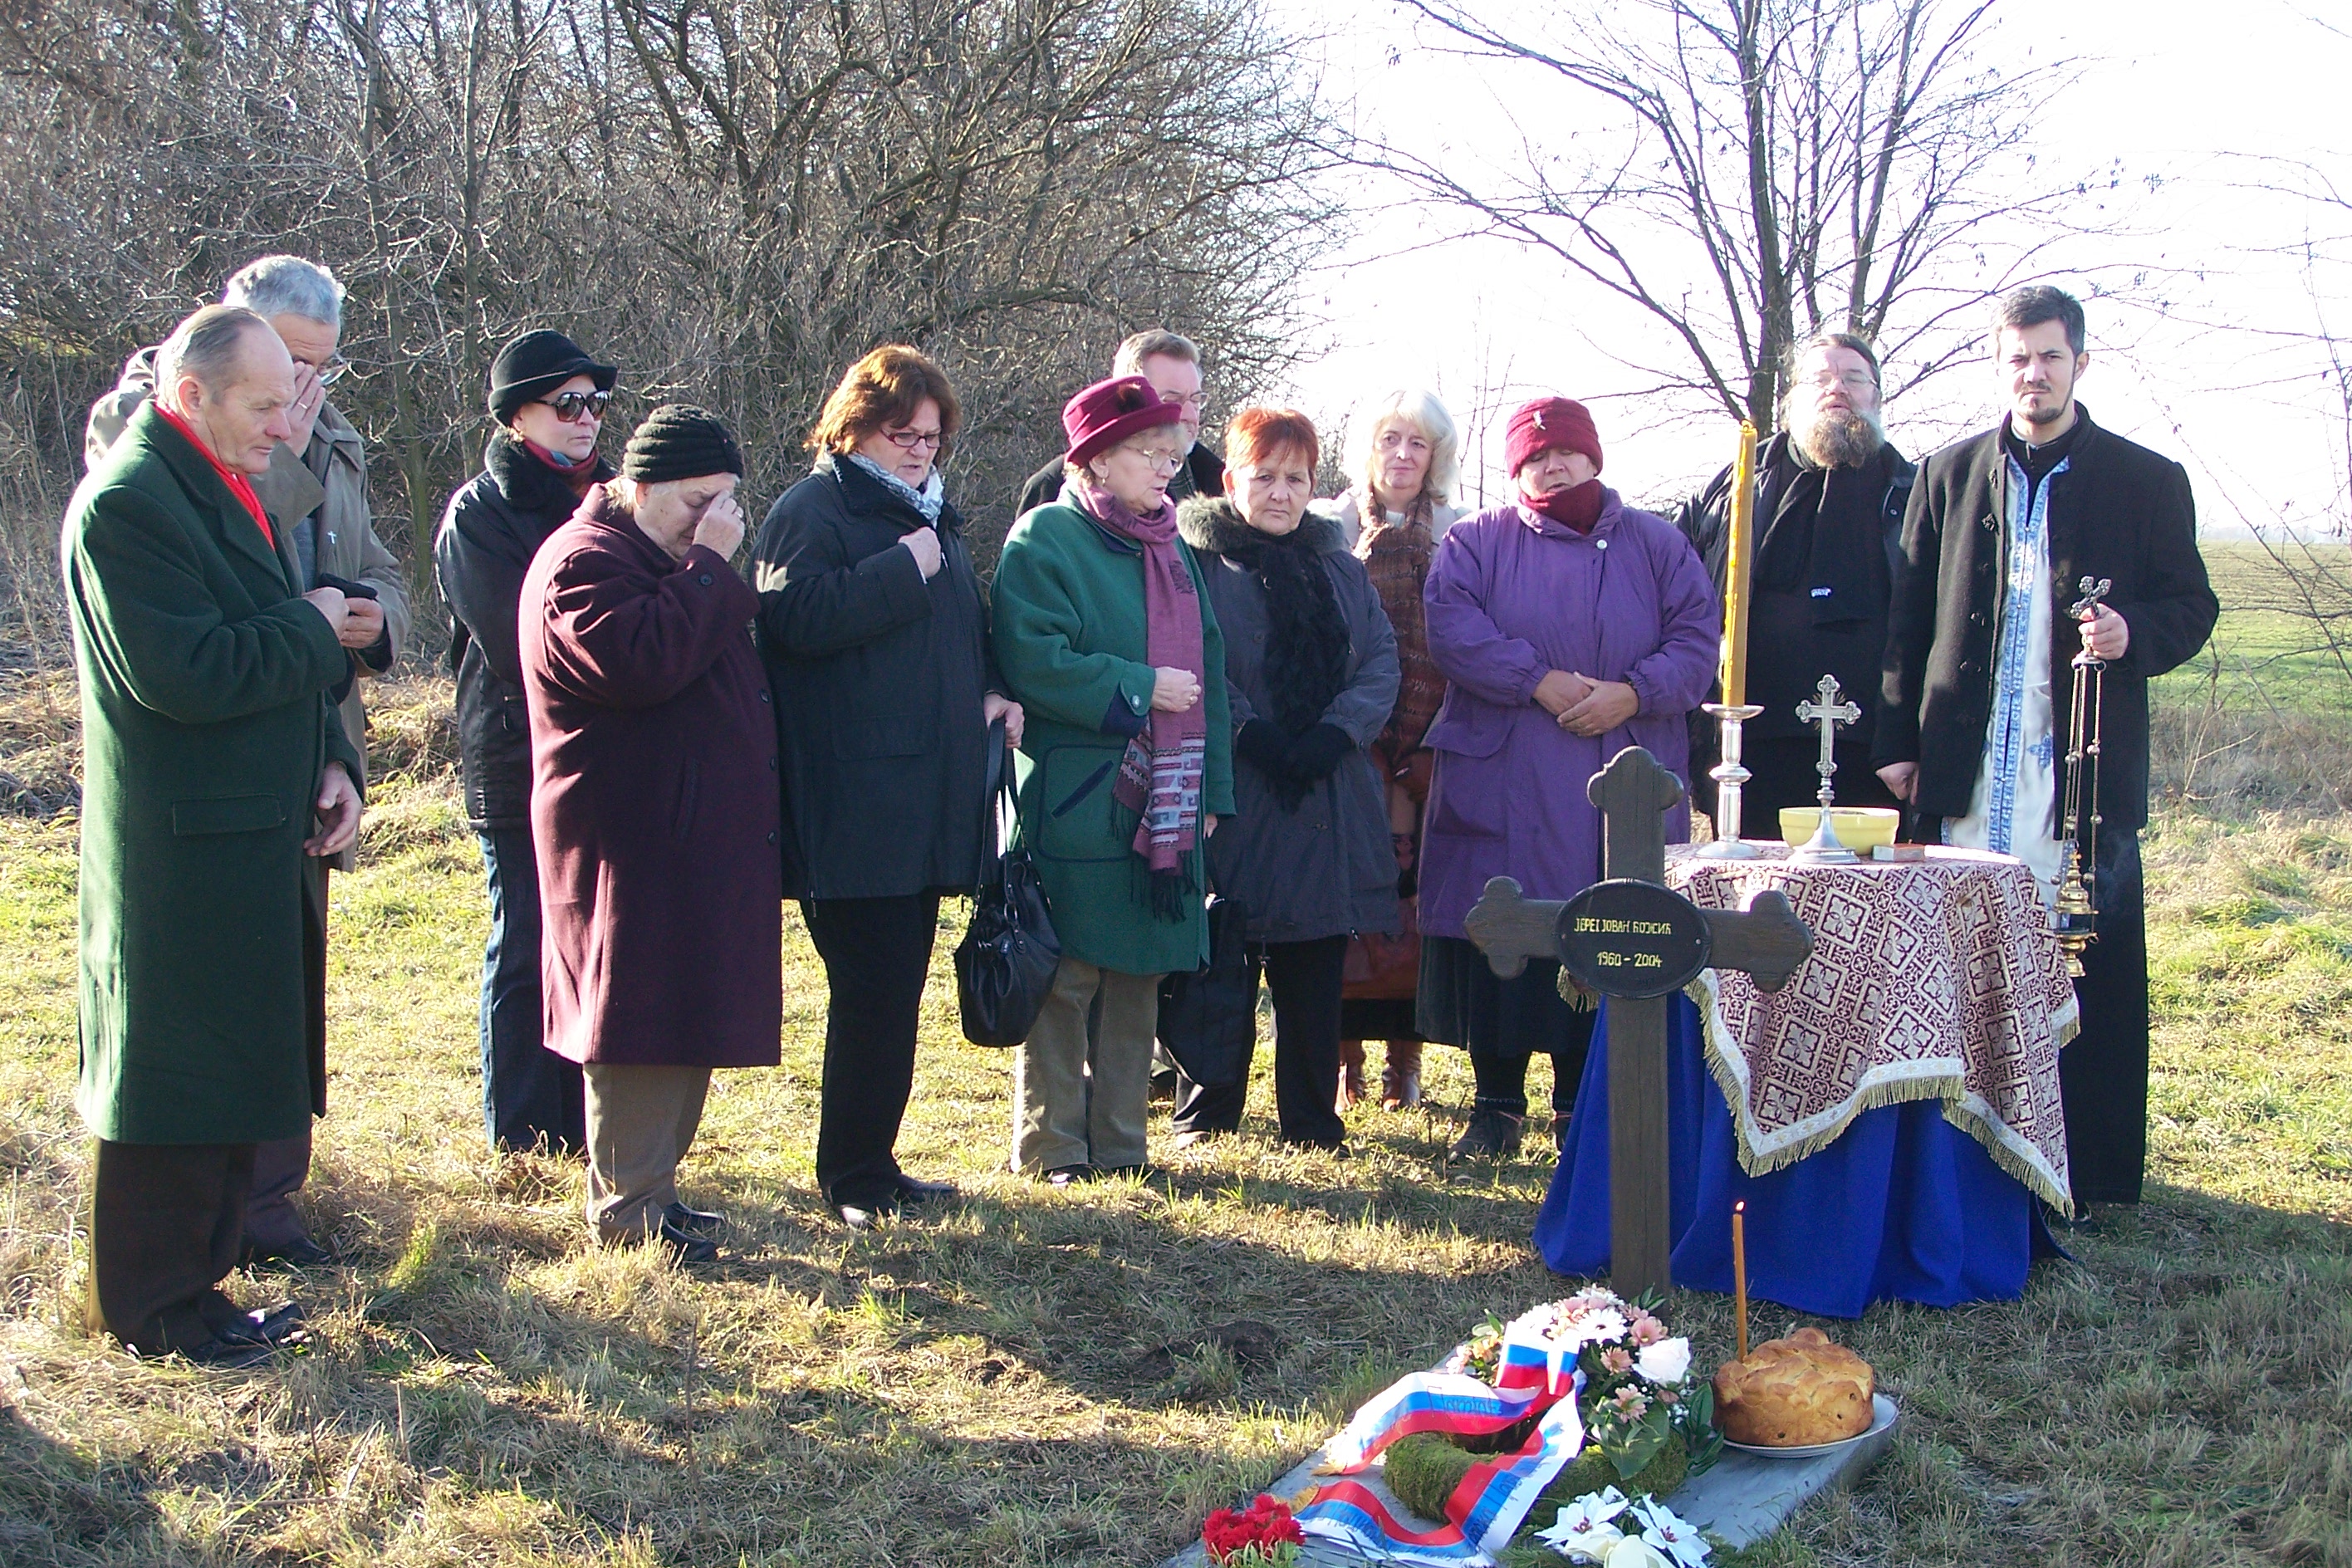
[1200,1495,1306,1565]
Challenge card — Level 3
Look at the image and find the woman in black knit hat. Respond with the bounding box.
[517,404,780,1263]
[434,328,620,1158]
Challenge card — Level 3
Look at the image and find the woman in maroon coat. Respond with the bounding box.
[519,405,780,1263]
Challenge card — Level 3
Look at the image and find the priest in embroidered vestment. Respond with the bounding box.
[1875,285,2217,1210]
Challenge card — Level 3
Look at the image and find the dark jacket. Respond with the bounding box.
[1676,433,1912,811]
[753,453,996,900]
[1876,407,2217,834]
[435,434,616,829]
[1017,441,1225,519]
[518,490,781,1068]
[62,404,365,1144]
[1180,500,1403,943]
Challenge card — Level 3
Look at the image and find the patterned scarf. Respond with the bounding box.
[1353,492,1444,764]
[1071,473,1208,911]
[844,451,947,524]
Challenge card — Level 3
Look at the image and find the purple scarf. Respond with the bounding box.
[1072,474,1208,908]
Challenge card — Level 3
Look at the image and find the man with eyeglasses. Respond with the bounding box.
[86,255,409,1273]
[1016,329,1226,517]
[1675,331,1913,823]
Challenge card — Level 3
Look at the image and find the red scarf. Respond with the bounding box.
[157,406,275,549]
[1521,477,1604,534]
[524,438,602,498]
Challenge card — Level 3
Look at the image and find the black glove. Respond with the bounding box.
[1285,723,1355,783]
[1235,718,1293,777]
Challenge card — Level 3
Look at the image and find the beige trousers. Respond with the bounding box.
[1012,955,1159,1173]
[583,1063,711,1243]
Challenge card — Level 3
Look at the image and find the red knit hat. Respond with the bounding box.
[1505,396,1603,477]
[1064,375,1183,471]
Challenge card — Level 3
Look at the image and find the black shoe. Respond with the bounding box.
[241,1235,335,1271]
[1448,1107,1526,1163]
[1284,1137,1352,1159]
[201,1296,306,1347]
[654,1214,718,1264]
[835,1198,899,1231]
[1043,1164,1095,1188]
[894,1175,958,1208]
[1149,1069,1178,1104]
[662,1202,725,1240]
[178,1335,282,1369]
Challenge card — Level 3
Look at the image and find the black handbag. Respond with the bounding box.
[954,723,1062,1047]
[1156,889,1257,1090]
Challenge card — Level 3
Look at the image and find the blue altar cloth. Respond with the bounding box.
[1536,992,2062,1319]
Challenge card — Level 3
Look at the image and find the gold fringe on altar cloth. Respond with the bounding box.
[1684,968,2078,1213]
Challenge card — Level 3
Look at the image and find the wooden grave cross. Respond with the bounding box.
[1463,747,1815,1296]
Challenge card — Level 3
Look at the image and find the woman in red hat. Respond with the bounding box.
[991,376,1236,1185]
[1415,396,1719,1163]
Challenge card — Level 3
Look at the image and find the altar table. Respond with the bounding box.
[1535,845,2078,1318]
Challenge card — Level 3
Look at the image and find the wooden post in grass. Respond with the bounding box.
[1465,747,1814,1296]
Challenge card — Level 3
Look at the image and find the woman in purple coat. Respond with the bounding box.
[1415,397,1718,1163]
[520,406,781,1263]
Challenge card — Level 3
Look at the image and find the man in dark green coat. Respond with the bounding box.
[62,305,365,1365]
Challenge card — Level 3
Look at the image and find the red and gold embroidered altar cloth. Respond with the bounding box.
[1667,844,2076,1210]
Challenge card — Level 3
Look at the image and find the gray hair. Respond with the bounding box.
[1112,329,1201,376]
[154,305,272,407]
[1348,389,1461,509]
[223,254,345,330]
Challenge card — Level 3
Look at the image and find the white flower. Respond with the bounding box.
[1628,1497,1711,1566]
[1577,1307,1629,1345]
[1633,1336,1693,1387]
[1534,1487,1630,1562]
[1601,1536,1673,1568]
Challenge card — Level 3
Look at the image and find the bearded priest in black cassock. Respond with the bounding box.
[1677,330,1913,821]
[1876,286,2217,1211]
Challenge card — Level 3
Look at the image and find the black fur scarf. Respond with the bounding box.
[1178,497,1349,735]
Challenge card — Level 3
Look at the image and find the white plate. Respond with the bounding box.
[1720,1393,1899,1460]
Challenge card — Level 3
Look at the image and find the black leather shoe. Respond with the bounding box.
[1043,1164,1095,1188]
[1448,1107,1526,1163]
[201,1296,306,1347]
[241,1235,336,1271]
[179,1335,281,1369]
[662,1202,725,1239]
[894,1175,958,1208]
[654,1214,718,1264]
[835,1198,899,1231]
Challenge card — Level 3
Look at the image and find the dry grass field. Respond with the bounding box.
[2,566,2348,1567]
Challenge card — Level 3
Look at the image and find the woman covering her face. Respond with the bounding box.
[990,375,1237,1187]
[1415,396,1720,1163]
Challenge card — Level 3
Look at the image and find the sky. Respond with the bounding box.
[1262,0,2350,535]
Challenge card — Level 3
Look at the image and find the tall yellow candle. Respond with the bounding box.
[1718,421,1758,706]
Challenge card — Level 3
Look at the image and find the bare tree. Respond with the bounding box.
[1360,0,2139,434]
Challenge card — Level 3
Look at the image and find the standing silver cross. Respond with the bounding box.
[1791,674,1862,862]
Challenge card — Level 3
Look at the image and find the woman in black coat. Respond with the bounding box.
[1172,408,1400,1152]
[434,329,618,1156]
[753,345,1021,1229]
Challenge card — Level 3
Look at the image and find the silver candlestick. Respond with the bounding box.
[1791,674,1862,864]
[1697,701,1766,859]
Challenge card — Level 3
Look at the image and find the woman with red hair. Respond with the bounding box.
[1170,407,1400,1153]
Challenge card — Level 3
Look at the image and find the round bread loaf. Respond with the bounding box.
[1712,1327,1875,1447]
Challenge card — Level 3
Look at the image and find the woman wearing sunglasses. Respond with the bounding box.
[753,345,1017,1230]
[434,328,620,1159]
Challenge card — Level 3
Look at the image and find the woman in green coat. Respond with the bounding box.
[992,375,1233,1184]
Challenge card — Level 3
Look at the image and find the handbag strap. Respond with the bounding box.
[976,716,1012,894]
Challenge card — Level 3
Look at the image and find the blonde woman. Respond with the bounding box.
[1314,391,1465,1111]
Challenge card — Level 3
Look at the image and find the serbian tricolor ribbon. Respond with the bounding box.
[1293,1326,1588,1565]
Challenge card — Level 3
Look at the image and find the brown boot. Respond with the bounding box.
[1380,1041,1423,1110]
[1337,1040,1368,1110]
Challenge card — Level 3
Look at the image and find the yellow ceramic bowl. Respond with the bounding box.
[1777,806,1900,853]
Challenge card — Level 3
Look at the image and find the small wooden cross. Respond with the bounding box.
[1794,673,1862,811]
[1465,747,1813,1296]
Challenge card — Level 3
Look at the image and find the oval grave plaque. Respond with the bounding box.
[1556,879,1712,999]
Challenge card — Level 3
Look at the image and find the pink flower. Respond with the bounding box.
[1602,1346,1634,1374]
[1629,1314,1666,1346]
[1611,1387,1650,1420]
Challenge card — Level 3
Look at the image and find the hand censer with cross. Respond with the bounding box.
[2053,576,2112,977]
